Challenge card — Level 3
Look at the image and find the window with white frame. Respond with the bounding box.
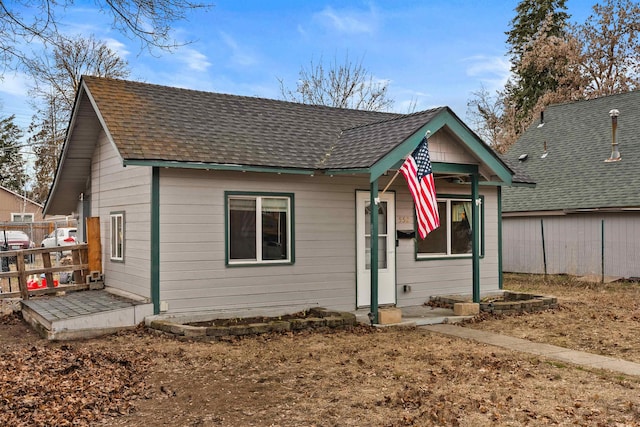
[110,212,125,261]
[11,213,34,222]
[416,197,483,258]
[226,193,293,264]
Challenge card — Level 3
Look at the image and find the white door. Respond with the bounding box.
[356,191,396,307]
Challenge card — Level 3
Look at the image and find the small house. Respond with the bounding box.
[44,76,520,319]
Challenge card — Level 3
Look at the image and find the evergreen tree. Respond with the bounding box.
[505,0,571,125]
[0,115,27,194]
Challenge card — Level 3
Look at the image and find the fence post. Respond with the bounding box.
[86,217,102,274]
[16,255,29,300]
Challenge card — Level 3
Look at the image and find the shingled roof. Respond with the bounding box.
[82,76,442,170]
[502,90,640,213]
[45,76,517,215]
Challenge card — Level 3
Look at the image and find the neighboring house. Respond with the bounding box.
[44,76,521,319]
[0,186,44,223]
[502,91,640,279]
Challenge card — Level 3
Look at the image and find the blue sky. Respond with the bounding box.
[1,0,596,131]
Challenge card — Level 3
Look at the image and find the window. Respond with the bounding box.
[417,197,483,258]
[110,212,124,261]
[226,193,293,265]
[11,213,34,222]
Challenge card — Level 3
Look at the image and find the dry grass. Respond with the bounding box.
[1,273,640,426]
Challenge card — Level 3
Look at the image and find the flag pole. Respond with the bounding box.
[379,169,401,197]
[380,131,431,198]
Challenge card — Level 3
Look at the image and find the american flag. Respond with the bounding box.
[399,136,440,239]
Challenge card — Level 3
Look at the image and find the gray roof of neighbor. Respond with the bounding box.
[502,90,640,212]
[83,76,444,170]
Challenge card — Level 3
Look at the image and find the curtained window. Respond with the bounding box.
[416,197,483,258]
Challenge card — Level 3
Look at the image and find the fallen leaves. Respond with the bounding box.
[0,343,151,426]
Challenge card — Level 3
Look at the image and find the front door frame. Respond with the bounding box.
[356,189,396,308]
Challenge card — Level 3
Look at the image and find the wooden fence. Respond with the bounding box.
[1,217,101,300]
[0,244,98,300]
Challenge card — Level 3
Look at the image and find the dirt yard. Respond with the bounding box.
[1,274,639,426]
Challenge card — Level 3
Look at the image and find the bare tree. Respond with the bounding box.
[466,85,504,150]
[576,0,640,97]
[26,34,130,113]
[279,55,394,112]
[0,0,210,71]
[26,34,130,203]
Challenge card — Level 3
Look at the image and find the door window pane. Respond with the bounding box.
[365,202,387,235]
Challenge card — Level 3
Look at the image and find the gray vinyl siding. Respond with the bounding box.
[503,213,640,278]
[395,184,501,305]
[158,169,359,314]
[158,169,501,315]
[91,131,151,298]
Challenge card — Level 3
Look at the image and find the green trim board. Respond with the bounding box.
[369,127,429,181]
[425,109,513,185]
[224,191,296,267]
[432,163,478,175]
[151,167,160,315]
[123,159,315,176]
[497,186,503,290]
[471,173,480,303]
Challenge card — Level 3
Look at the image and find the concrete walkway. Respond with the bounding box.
[423,324,640,377]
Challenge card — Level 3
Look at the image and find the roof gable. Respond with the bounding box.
[503,90,640,212]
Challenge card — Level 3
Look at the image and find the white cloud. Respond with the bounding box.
[103,38,130,59]
[464,55,512,91]
[314,6,378,34]
[178,47,211,72]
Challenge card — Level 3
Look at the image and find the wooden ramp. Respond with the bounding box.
[21,290,153,340]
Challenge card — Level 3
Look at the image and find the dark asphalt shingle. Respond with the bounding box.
[503,90,640,212]
[83,76,408,170]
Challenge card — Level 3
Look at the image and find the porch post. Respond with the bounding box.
[370,179,379,324]
[471,172,480,303]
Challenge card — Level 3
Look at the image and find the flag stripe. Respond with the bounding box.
[399,137,440,239]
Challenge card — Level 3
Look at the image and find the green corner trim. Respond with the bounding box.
[151,167,160,315]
